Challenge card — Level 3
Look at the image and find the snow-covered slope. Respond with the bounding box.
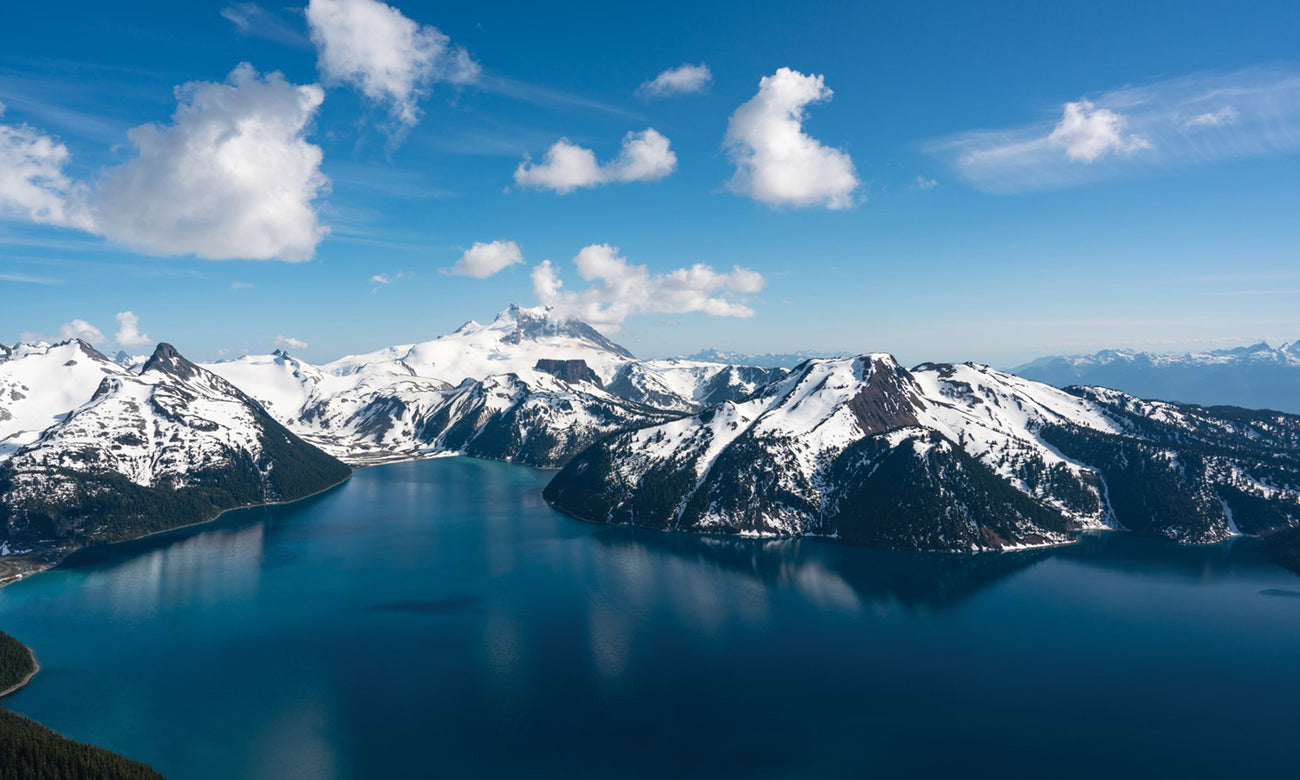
[545,355,1300,551]
[0,341,129,460]
[606,360,786,413]
[324,304,634,386]
[0,344,350,558]
[1013,340,1300,413]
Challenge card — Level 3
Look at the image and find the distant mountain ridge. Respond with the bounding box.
[1013,340,1300,413]
[684,348,851,368]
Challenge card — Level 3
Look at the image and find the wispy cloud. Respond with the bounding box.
[475,73,642,120]
[1201,289,1300,297]
[927,68,1300,192]
[221,3,312,48]
[0,272,60,285]
[369,270,410,291]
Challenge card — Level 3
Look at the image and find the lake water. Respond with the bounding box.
[1,457,1298,779]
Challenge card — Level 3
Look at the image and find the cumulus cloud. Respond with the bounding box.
[114,311,152,347]
[723,68,860,209]
[446,240,523,278]
[1047,100,1151,162]
[92,64,328,261]
[0,102,92,229]
[305,0,478,131]
[531,244,765,331]
[273,335,309,350]
[3,72,329,261]
[514,129,676,193]
[58,319,104,344]
[928,68,1300,192]
[912,176,938,190]
[637,63,713,99]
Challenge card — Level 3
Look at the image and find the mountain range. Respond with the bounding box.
[546,355,1300,550]
[2,306,1299,570]
[1013,341,1300,413]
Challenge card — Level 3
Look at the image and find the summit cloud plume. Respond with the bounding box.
[531,244,764,330]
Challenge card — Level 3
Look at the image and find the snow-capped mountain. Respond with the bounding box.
[0,343,350,560]
[545,355,1300,552]
[203,306,780,465]
[0,340,129,461]
[1013,341,1300,413]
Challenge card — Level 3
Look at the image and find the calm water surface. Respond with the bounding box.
[1,458,1298,779]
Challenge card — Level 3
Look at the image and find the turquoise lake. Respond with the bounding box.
[1,457,1298,779]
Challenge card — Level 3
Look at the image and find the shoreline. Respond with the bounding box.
[0,644,39,699]
[0,470,353,593]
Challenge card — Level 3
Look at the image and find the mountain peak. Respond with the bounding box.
[142,342,200,380]
[490,304,635,358]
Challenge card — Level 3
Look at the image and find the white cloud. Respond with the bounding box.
[93,64,328,261]
[58,319,104,344]
[928,68,1300,192]
[369,270,410,291]
[305,0,478,131]
[514,129,676,193]
[273,335,308,350]
[911,176,938,190]
[0,102,92,229]
[114,311,152,347]
[446,240,523,278]
[531,244,765,331]
[723,68,859,210]
[637,64,713,99]
[1047,100,1151,162]
[1182,105,1239,129]
[231,281,254,290]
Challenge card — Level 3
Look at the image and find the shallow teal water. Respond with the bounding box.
[2,457,1299,779]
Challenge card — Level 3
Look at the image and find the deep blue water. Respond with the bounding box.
[2,457,1299,779]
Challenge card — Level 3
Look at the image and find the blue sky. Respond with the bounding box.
[2,0,1299,367]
